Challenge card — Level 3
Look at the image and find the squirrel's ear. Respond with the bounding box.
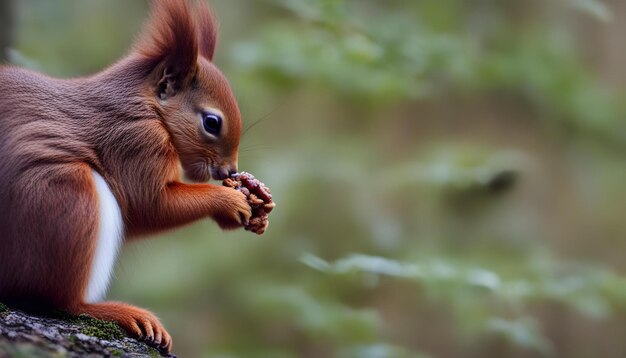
[195,1,218,61]
[136,0,198,96]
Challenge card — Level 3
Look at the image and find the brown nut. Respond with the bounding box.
[222,171,274,235]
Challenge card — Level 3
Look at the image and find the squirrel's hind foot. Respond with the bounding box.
[74,301,172,353]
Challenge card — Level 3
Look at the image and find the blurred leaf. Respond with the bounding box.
[337,344,431,358]
[302,252,626,351]
[487,318,554,356]
[6,48,42,71]
[569,0,612,21]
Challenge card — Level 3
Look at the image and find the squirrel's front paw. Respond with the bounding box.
[211,187,252,230]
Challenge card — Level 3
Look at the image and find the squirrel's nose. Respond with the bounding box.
[211,163,238,180]
[211,167,228,180]
[224,161,238,177]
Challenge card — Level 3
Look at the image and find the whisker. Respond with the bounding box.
[240,144,276,152]
[242,100,287,137]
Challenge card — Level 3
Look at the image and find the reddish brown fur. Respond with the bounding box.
[195,1,219,61]
[0,0,250,352]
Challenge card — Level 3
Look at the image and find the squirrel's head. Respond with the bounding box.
[136,0,241,182]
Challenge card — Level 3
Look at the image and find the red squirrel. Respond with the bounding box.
[0,0,252,352]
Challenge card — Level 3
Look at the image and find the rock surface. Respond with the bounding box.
[0,303,175,357]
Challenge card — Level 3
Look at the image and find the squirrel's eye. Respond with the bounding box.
[202,113,222,136]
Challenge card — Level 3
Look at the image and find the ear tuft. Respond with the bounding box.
[136,0,198,80]
[195,1,219,61]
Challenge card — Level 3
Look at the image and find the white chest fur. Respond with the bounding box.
[87,171,124,303]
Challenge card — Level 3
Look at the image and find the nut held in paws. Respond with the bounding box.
[223,172,275,235]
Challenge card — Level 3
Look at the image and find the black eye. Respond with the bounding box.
[202,112,222,136]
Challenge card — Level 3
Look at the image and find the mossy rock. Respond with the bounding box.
[0,341,59,358]
[0,307,174,357]
[74,314,124,341]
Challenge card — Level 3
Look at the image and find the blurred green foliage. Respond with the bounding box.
[5,0,626,357]
[234,0,626,146]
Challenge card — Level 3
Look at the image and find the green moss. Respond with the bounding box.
[0,302,8,313]
[108,348,125,357]
[148,347,162,358]
[37,311,124,341]
[75,314,124,341]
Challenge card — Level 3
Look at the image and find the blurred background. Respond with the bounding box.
[2,0,626,357]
